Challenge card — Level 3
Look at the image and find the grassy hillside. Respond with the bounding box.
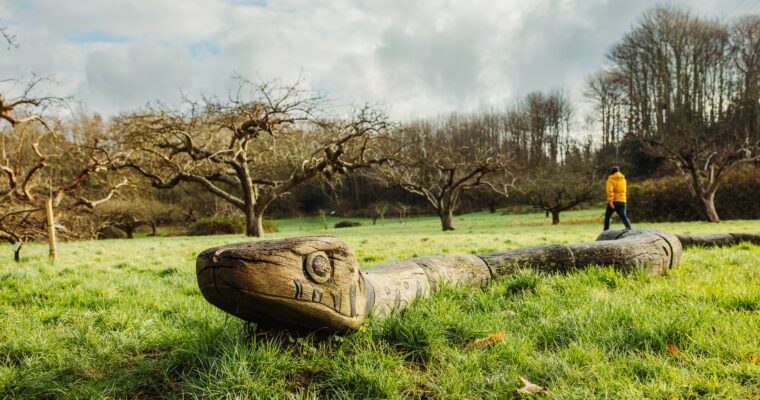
[1,209,759,399]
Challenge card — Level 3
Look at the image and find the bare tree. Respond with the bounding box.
[0,116,126,258]
[518,163,596,225]
[1,23,56,128]
[587,6,760,221]
[371,201,389,225]
[585,71,626,149]
[1,75,59,129]
[1,27,124,258]
[95,198,181,238]
[396,202,411,228]
[732,16,760,146]
[116,79,391,237]
[500,91,573,168]
[1,21,16,49]
[378,114,513,231]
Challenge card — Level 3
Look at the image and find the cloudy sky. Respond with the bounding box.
[1,0,759,120]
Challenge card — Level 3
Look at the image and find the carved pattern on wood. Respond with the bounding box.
[196,229,760,330]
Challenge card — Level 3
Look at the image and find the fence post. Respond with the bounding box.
[46,198,57,261]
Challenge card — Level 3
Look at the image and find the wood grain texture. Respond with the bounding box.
[196,228,752,330]
[479,245,575,276]
[675,232,760,248]
[362,255,490,317]
[197,236,370,330]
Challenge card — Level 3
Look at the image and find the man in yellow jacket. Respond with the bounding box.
[604,166,632,231]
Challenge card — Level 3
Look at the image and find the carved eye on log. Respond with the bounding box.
[305,251,333,283]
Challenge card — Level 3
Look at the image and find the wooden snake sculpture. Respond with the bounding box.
[196,229,759,330]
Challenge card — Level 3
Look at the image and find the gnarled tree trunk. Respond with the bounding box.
[551,210,560,225]
[440,207,455,231]
[699,190,720,223]
[250,212,265,237]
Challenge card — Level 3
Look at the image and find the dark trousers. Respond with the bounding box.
[604,201,632,230]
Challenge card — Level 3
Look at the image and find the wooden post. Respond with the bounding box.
[46,197,57,261]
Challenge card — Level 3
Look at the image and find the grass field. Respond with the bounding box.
[1,209,759,399]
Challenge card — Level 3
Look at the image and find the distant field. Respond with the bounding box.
[1,209,759,399]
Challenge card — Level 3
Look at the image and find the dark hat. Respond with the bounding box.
[608,166,620,175]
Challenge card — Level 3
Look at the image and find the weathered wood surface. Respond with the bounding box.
[675,233,760,248]
[363,255,490,319]
[198,236,371,330]
[197,228,758,331]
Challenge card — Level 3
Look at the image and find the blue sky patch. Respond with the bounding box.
[231,0,267,6]
[189,41,221,58]
[69,31,130,44]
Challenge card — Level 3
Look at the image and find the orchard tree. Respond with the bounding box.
[95,198,181,238]
[378,114,513,231]
[518,163,597,225]
[1,25,124,259]
[0,115,125,259]
[116,79,391,237]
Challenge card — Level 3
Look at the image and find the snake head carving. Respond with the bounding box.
[196,236,370,330]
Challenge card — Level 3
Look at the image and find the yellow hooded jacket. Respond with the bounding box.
[606,171,627,204]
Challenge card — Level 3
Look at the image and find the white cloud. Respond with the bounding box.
[80,41,194,109]
[1,0,758,119]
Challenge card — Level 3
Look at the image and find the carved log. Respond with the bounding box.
[197,236,370,330]
[197,229,759,331]
[674,233,760,248]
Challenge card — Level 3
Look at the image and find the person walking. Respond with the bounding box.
[604,166,632,231]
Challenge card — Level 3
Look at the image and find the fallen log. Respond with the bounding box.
[196,228,759,330]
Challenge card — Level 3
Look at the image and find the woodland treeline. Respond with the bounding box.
[1,6,759,246]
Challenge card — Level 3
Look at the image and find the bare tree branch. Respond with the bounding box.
[112,79,390,237]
